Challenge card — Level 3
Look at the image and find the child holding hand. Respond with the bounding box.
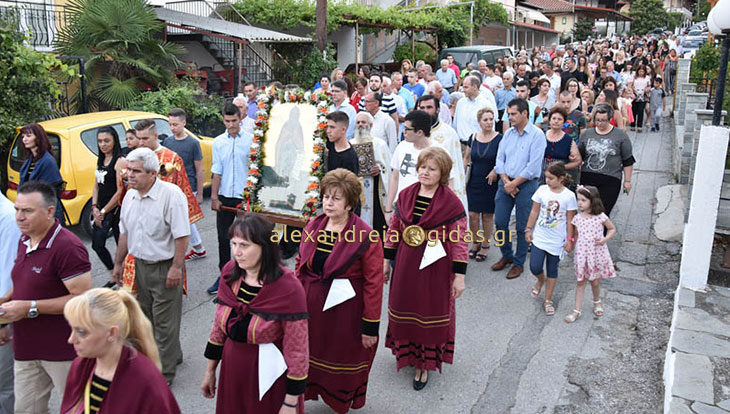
[565,185,617,323]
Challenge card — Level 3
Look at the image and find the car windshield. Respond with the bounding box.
[688,31,703,36]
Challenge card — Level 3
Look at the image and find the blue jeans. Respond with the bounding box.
[494,179,539,267]
[529,245,560,278]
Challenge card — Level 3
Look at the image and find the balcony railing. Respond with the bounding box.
[0,1,68,50]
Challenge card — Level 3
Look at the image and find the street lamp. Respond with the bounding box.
[707,0,730,125]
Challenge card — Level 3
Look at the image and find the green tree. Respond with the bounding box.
[572,18,594,41]
[393,42,438,65]
[629,0,673,35]
[271,44,338,87]
[55,0,185,110]
[124,79,226,137]
[0,11,73,191]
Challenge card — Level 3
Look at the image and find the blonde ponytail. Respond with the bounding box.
[117,290,161,370]
[64,288,162,371]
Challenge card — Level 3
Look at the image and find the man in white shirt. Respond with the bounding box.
[0,193,19,412]
[364,92,398,152]
[382,76,405,132]
[540,62,561,99]
[454,76,498,143]
[384,110,453,224]
[482,64,503,92]
[232,95,255,135]
[426,81,452,125]
[328,80,357,140]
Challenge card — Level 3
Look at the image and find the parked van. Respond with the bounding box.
[439,46,514,68]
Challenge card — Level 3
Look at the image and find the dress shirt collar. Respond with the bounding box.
[132,178,162,201]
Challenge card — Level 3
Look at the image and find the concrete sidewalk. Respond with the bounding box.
[66,115,682,413]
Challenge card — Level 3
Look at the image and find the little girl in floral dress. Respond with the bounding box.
[565,185,617,323]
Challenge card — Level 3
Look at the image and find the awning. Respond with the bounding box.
[154,7,312,43]
[513,21,560,34]
[574,5,633,21]
[517,6,551,24]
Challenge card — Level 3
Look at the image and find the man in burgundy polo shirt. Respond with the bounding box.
[0,181,91,413]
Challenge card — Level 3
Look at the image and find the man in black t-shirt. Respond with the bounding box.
[325,111,359,175]
[325,111,360,216]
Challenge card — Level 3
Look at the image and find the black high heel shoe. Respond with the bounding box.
[413,370,429,391]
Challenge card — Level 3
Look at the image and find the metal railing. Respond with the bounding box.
[0,1,69,50]
[696,77,717,110]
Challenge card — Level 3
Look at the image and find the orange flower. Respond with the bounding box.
[318,107,327,113]
[246,181,253,187]
[249,149,257,155]
[248,169,259,175]
[257,101,266,108]
[307,197,318,204]
[252,136,260,143]
[318,122,327,130]
[312,161,321,168]
[307,182,319,191]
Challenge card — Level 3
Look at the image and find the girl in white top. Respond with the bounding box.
[525,162,578,316]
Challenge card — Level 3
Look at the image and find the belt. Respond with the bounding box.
[137,258,172,266]
[508,176,537,182]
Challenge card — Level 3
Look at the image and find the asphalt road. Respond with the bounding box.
[50,117,677,413]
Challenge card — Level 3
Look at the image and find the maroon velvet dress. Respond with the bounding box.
[205,263,309,414]
[296,213,384,413]
[384,183,468,372]
[60,346,180,414]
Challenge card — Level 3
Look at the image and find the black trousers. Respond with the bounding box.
[631,100,647,128]
[216,196,242,270]
[91,209,120,270]
[579,172,622,216]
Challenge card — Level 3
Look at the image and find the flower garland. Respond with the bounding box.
[242,86,331,222]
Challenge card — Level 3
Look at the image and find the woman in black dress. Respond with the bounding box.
[543,107,582,187]
[91,126,123,287]
[463,108,502,262]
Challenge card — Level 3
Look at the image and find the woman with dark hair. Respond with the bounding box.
[531,78,556,123]
[350,77,369,111]
[631,65,651,132]
[343,75,355,98]
[383,147,468,391]
[18,123,65,223]
[296,168,384,413]
[92,126,124,288]
[578,103,635,216]
[201,214,309,414]
[314,74,331,95]
[544,107,582,179]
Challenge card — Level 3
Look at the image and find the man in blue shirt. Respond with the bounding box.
[207,103,253,294]
[403,68,425,99]
[243,82,258,120]
[493,98,547,280]
[436,59,458,92]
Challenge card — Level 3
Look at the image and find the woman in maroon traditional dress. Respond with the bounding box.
[200,214,309,414]
[61,288,180,414]
[384,147,468,390]
[296,169,384,413]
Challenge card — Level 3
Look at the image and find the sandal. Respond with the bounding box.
[593,300,604,317]
[564,309,582,323]
[469,246,481,260]
[475,250,488,262]
[544,300,555,316]
[530,287,540,298]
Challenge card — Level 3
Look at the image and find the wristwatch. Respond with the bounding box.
[27,300,39,319]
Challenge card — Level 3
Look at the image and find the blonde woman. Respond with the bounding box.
[61,288,180,414]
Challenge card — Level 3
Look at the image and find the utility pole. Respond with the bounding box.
[316,0,327,52]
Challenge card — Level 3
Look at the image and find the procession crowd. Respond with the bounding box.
[0,32,673,413]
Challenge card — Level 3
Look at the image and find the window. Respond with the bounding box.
[9,131,61,171]
[80,123,126,155]
[562,17,567,24]
[129,118,174,145]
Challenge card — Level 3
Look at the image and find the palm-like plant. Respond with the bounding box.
[55,0,185,110]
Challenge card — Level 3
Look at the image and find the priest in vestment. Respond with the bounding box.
[353,112,391,234]
[121,120,203,294]
[417,94,469,213]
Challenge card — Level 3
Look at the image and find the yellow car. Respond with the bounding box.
[6,111,214,235]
